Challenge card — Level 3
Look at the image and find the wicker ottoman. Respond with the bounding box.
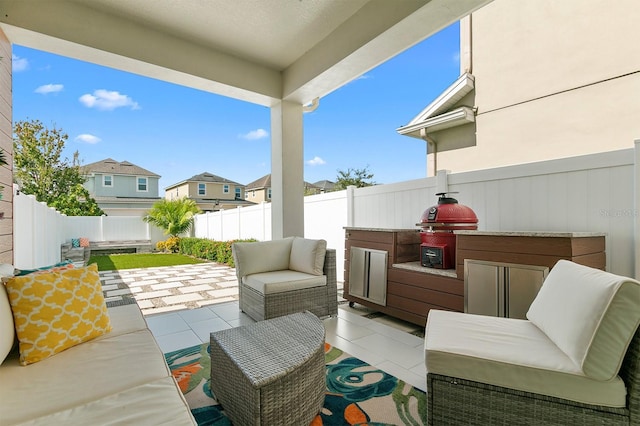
[210,311,326,425]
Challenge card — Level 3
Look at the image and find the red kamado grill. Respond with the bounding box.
[417,192,478,269]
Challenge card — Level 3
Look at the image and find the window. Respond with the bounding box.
[103,175,113,187]
[267,188,272,199]
[235,187,241,199]
[137,177,148,192]
[223,184,229,193]
[198,183,206,195]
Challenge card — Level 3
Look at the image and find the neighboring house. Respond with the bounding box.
[312,180,336,194]
[82,158,161,216]
[245,174,322,202]
[398,0,639,177]
[165,172,253,212]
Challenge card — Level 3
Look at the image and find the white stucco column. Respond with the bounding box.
[270,100,304,239]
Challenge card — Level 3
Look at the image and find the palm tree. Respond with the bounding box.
[143,198,201,237]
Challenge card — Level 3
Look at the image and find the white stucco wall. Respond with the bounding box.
[434,0,640,173]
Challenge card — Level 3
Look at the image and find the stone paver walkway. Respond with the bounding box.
[100,263,239,316]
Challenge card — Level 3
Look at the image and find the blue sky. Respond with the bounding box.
[11,22,460,193]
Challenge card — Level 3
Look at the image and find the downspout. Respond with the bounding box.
[420,128,437,177]
[303,97,320,113]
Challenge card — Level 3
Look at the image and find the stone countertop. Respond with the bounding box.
[345,227,419,233]
[455,230,606,237]
[392,261,458,278]
[344,227,605,238]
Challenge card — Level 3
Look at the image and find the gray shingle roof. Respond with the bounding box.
[82,158,160,177]
[165,172,243,189]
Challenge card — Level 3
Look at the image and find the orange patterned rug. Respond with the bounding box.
[165,342,426,425]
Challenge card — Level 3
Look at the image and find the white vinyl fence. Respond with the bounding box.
[193,147,638,279]
[13,195,165,269]
[13,145,639,278]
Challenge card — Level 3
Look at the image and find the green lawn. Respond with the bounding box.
[88,253,209,271]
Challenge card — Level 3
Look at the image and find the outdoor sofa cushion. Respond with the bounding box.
[526,259,640,380]
[424,309,627,407]
[0,303,195,425]
[243,270,327,294]
[233,237,294,277]
[289,237,327,276]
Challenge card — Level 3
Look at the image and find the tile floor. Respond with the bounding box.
[99,263,428,392]
[145,301,427,392]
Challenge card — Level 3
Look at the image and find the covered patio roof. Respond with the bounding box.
[0,0,493,237]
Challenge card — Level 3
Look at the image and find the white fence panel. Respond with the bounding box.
[13,194,66,269]
[304,191,348,272]
[14,147,637,278]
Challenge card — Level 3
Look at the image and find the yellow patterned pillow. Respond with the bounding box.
[5,263,112,365]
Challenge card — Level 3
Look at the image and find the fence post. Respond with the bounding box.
[262,201,267,241]
[436,169,450,194]
[346,186,355,227]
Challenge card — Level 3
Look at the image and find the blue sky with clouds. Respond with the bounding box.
[11,22,460,193]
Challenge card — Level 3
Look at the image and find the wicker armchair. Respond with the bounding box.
[425,260,640,425]
[232,238,337,321]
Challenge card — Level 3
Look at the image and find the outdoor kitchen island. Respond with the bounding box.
[344,227,606,326]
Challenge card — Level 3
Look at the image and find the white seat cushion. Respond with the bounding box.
[424,310,627,407]
[0,305,172,425]
[243,270,327,295]
[15,377,195,426]
[527,260,640,380]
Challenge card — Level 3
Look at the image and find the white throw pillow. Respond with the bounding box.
[0,284,15,365]
[232,238,294,277]
[289,237,327,276]
[527,260,640,380]
[0,264,15,364]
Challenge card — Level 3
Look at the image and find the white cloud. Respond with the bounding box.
[306,156,326,166]
[12,54,28,72]
[79,89,140,111]
[75,134,102,144]
[35,84,64,94]
[240,128,269,140]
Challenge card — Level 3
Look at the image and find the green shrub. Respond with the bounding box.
[179,237,257,266]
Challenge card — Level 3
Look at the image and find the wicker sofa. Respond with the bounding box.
[424,260,640,425]
[232,237,337,321]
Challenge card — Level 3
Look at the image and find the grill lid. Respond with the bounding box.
[419,192,478,227]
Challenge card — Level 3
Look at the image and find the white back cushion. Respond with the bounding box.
[289,237,327,276]
[527,260,640,380]
[0,264,15,364]
[0,284,15,365]
[232,238,294,277]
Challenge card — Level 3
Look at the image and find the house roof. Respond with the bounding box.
[82,158,160,177]
[246,174,271,190]
[313,180,336,191]
[246,174,318,190]
[397,73,476,138]
[165,172,242,190]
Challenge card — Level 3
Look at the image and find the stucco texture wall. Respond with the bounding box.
[436,0,640,173]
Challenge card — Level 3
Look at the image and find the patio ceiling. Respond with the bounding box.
[0,0,492,107]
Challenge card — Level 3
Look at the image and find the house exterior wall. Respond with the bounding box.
[433,0,640,173]
[246,188,270,203]
[87,174,159,198]
[0,28,12,264]
[166,182,244,201]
